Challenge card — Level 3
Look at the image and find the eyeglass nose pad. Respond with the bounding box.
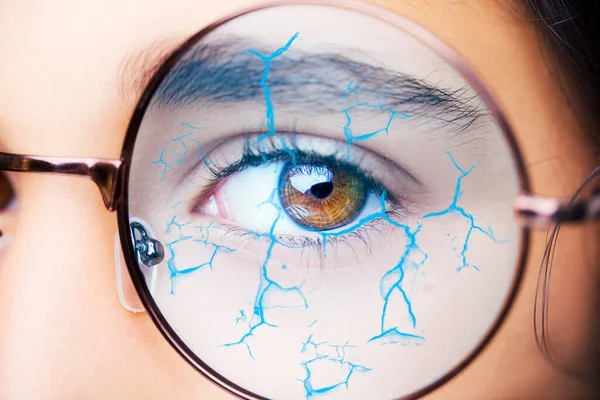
[115,231,144,313]
[114,218,160,313]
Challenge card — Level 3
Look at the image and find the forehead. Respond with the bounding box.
[0,0,556,156]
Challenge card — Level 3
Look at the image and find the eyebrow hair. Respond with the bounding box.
[138,37,486,130]
[118,38,182,104]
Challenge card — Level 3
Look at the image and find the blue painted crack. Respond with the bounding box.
[221,188,309,359]
[246,32,300,164]
[164,215,235,294]
[151,122,212,178]
[341,81,412,160]
[300,334,371,398]
[421,151,502,272]
[151,146,173,179]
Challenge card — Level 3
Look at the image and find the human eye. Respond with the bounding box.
[124,6,524,399]
[191,133,419,255]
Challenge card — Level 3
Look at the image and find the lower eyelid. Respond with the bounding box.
[187,198,404,252]
[186,219,400,272]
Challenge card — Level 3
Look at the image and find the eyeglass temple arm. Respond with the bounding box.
[515,193,600,227]
[516,164,600,227]
[0,152,121,211]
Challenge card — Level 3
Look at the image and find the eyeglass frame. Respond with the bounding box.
[1,0,598,398]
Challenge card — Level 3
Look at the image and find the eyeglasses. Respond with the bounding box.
[1,1,598,399]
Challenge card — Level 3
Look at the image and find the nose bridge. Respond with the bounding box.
[0,174,123,396]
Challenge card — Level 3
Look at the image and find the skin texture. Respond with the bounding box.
[0,0,598,399]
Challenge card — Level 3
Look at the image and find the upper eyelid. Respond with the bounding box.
[193,131,420,184]
[183,131,423,212]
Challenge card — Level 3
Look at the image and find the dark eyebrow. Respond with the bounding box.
[118,38,183,105]
[141,37,486,129]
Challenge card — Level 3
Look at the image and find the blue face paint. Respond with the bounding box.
[342,81,413,161]
[164,216,235,294]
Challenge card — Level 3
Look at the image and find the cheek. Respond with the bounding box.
[145,196,521,400]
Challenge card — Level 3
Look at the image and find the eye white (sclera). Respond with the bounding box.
[211,162,382,236]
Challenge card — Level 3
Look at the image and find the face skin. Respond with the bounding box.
[0,0,598,399]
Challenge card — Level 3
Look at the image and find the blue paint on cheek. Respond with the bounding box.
[365,151,502,345]
[367,328,425,346]
[163,216,235,294]
[421,151,501,272]
[300,335,371,398]
[221,188,309,359]
[235,310,247,324]
[337,81,502,347]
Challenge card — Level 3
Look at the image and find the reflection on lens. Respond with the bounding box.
[126,3,523,399]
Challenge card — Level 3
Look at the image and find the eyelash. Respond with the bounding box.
[208,134,377,180]
[192,134,406,252]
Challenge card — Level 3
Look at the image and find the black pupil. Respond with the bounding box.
[310,181,334,199]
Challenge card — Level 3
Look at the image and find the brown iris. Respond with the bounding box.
[279,163,366,230]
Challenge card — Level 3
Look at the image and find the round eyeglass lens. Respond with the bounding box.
[124,3,525,399]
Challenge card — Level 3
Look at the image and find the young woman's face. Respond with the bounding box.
[0,1,598,399]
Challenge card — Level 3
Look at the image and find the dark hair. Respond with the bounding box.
[525,0,600,384]
[525,0,600,146]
